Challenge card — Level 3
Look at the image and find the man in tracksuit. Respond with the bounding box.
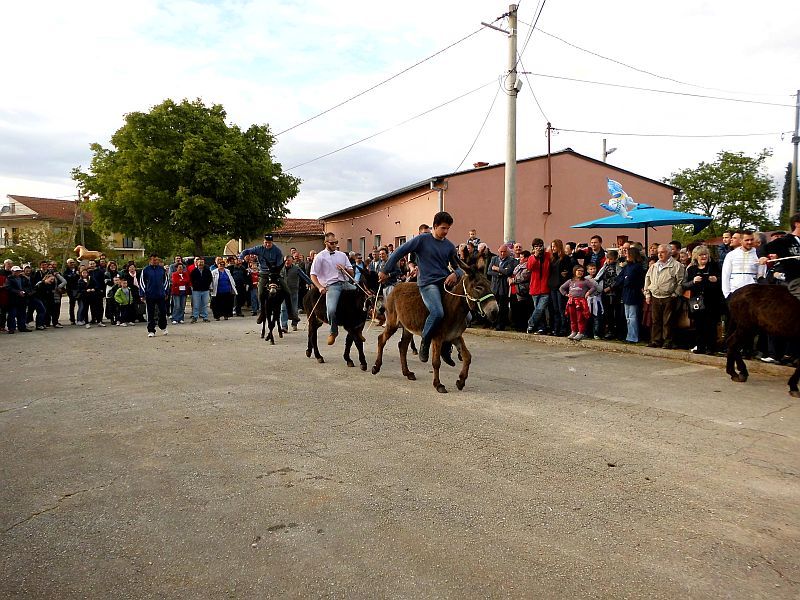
[140,253,169,337]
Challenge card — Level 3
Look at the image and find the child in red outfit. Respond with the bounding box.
[558,265,597,341]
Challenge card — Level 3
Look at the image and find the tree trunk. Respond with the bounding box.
[193,237,204,257]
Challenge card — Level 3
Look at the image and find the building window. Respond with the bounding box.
[346,238,352,252]
[396,236,406,247]
[11,227,19,244]
[374,234,381,249]
[359,237,366,258]
[122,237,134,248]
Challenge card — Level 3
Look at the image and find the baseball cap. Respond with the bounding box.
[11,266,22,272]
[264,234,274,241]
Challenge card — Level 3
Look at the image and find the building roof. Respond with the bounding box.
[272,218,324,236]
[4,195,93,224]
[319,149,681,220]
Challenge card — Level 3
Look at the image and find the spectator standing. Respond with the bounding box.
[525,238,551,334]
[170,263,190,324]
[559,265,597,341]
[614,246,646,343]
[210,262,237,320]
[140,253,169,337]
[63,258,80,325]
[574,235,606,270]
[5,266,30,333]
[104,260,120,325]
[114,277,135,326]
[644,245,686,349]
[87,260,106,326]
[229,258,248,317]
[487,244,517,331]
[189,258,212,323]
[595,249,622,339]
[682,245,723,354]
[0,260,11,331]
[247,259,260,316]
[721,231,766,299]
[510,250,531,332]
[717,231,734,264]
[764,212,800,300]
[547,239,571,337]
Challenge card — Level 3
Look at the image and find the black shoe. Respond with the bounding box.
[190,317,197,323]
[662,342,675,350]
[419,339,430,363]
[17,328,31,333]
[647,342,660,348]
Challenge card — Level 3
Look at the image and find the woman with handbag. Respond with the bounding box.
[682,245,722,354]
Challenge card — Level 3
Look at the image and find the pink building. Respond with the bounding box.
[321,150,679,254]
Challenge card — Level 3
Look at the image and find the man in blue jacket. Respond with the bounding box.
[239,234,297,322]
[140,253,169,337]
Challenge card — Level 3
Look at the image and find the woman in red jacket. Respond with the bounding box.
[170,263,191,324]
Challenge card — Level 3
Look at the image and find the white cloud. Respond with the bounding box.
[0,0,797,218]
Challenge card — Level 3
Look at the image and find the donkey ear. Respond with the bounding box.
[455,257,471,272]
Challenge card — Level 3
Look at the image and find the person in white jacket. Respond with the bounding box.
[210,264,238,320]
[721,231,767,298]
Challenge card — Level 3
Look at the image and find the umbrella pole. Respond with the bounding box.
[645,227,649,250]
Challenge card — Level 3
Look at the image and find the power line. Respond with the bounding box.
[520,72,796,108]
[276,24,500,137]
[517,55,549,122]
[514,0,547,71]
[554,127,791,138]
[520,22,788,98]
[452,79,503,172]
[285,80,496,172]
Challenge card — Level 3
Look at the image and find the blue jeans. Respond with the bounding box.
[527,293,549,331]
[171,294,186,322]
[191,290,209,319]
[280,294,298,329]
[419,283,445,341]
[325,281,356,334]
[548,289,566,335]
[624,303,640,342]
[250,287,259,314]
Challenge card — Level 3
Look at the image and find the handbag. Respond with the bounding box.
[689,294,705,314]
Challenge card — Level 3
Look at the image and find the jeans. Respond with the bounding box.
[250,287,259,314]
[280,294,299,329]
[419,283,445,341]
[548,289,566,335]
[171,294,186,322]
[325,281,356,334]
[191,290,210,319]
[527,293,549,331]
[624,303,640,342]
[28,298,47,328]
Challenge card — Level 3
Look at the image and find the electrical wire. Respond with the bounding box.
[285,80,497,172]
[520,72,796,108]
[452,79,503,172]
[276,21,503,137]
[517,55,549,122]
[519,22,788,98]
[553,127,791,138]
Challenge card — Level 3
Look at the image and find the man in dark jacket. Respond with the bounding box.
[62,258,80,325]
[764,213,800,300]
[488,244,516,331]
[189,257,213,323]
[88,260,107,326]
[228,257,249,317]
[5,266,31,333]
[140,253,169,337]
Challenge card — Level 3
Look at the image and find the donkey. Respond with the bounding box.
[257,269,285,344]
[726,284,800,397]
[303,270,379,369]
[371,263,499,393]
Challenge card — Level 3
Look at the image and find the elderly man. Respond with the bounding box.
[644,244,686,349]
[488,244,517,331]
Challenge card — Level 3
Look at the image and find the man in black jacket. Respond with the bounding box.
[189,258,213,323]
[5,266,31,333]
[62,258,80,325]
[765,213,800,300]
[228,257,249,317]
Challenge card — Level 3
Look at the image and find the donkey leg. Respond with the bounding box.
[734,331,752,382]
[313,322,325,363]
[372,318,399,375]
[344,333,355,367]
[306,317,314,358]
[455,336,472,391]
[398,329,416,381]
[277,309,283,338]
[431,339,447,393]
[788,363,800,398]
[354,329,368,371]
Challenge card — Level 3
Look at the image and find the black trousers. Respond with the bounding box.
[495,294,510,330]
[145,297,168,332]
[692,309,720,353]
[235,285,247,315]
[68,293,78,323]
[212,293,234,318]
[90,293,104,323]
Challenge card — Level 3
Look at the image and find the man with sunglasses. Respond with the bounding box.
[310,232,358,345]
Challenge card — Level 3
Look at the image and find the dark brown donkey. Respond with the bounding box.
[725,284,800,397]
[371,265,499,393]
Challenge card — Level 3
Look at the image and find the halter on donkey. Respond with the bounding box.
[257,269,285,344]
[371,261,499,393]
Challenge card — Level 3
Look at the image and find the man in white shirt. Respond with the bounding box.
[721,231,767,298]
[310,232,357,345]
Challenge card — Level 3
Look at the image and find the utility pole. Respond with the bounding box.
[503,4,518,244]
[602,138,617,162]
[791,89,799,218]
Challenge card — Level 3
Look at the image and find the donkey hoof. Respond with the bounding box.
[306,349,312,358]
[346,360,355,368]
[407,372,416,381]
[731,374,747,383]
[790,389,800,398]
[317,357,325,364]
[360,363,368,371]
[371,366,380,375]
[456,379,465,390]
[436,384,448,394]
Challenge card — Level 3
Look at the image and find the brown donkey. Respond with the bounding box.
[371,265,499,393]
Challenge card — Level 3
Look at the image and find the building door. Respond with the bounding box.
[359,237,366,258]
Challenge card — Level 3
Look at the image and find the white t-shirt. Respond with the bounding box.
[310,251,351,287]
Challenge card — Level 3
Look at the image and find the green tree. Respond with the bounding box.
[779,162,799,228]
[665,149,777,242]
[72,98,300,255]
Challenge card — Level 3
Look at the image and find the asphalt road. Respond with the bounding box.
[1,316,798,599]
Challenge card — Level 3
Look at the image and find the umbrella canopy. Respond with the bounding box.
[571,205,712,247]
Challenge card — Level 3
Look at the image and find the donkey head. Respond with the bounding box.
[456,258,500,322]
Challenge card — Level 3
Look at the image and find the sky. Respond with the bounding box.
[1,0,798,220]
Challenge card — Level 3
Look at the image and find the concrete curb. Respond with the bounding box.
[464,327,794,379]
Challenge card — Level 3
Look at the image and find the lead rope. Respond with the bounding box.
[443,278,495,317]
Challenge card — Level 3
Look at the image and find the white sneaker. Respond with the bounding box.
[116,322,121,326]
[760,356,777,364]
[85,324,91,329]
[567,332,576,339]
[76,320,84,326]
[162,329,168,335]
[121,323,128,327]
[98,322,106,327]
[171,320,178,324]
[574,333,585,341]
[148,332,155,337]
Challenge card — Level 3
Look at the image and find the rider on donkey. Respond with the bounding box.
[764,212,800,301]
[239,234,297,322]
[310,232,361,346]
[380,211,463,364]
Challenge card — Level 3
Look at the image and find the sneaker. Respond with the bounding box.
[291,324,297,331]
[116,322,121,326]
[76,320,85,326]
[593,335,601,340]
[36,326,46,330]
[203,318,210,323]
[54,324,64,329]
[148,332,155,337]
[574,333,585,341]
[567,332,577,339]
[121,323,128,327]
[526,327,535,334]
[418,339,430,363]
[172,320,178,324]
[98,322,106,327]
[647,342,660,348]
[760,356,777,364]
[85,324,91,329]
[162,329,168,336]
